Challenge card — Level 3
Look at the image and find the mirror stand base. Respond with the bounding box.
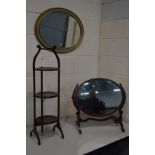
[75,111,125,134]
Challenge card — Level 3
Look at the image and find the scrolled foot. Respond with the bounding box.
[119,121,125,132]
[75,119,82,134]
[53,125,56,132]
[38,139,41,145]
[79,129,82,134]
[57,124,64,139]
[30,127,41,145]
[30,129,33,137]
[53,123,64,139]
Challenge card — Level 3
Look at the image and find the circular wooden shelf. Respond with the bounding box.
[35,91,58,98]
[35,66,58,71]
[35,115,58,126]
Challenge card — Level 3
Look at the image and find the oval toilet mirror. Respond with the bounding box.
[74,78,123,116]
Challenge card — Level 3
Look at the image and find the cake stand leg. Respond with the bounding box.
[53,122,64,139]
[30,127,41,145]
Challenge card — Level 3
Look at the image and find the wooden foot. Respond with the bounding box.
[119,120,125,132]
[53,123,64,139]
[30,127,41,145]
[76,112,82,134]
[118,110,125,132]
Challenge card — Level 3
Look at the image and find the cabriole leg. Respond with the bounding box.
[53,122,64,139]
[118,110,125,132]
[76,112,82,134]
[30,127,41,145]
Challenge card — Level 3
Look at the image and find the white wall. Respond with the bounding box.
[26,0,102,126]
[99,0,129,122]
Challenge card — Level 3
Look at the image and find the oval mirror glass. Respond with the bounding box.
[35,8,84,53]
[75,78,123,116]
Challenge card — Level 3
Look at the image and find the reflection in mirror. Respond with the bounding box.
[39,12,80,48]
[75,79,122,115]
[35,8,84,53]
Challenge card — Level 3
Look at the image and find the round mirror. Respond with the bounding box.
[74,78,123,116]
[35,8,84,53]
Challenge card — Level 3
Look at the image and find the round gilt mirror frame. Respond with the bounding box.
[34,7,84,53]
